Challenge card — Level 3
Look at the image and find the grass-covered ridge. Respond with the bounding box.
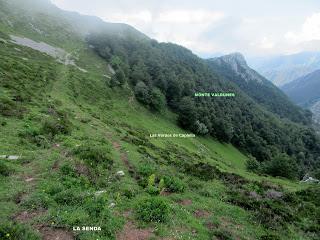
[0,1,319,240]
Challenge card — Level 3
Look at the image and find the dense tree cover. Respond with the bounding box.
[87,32,320,178]
[207,58,312,125]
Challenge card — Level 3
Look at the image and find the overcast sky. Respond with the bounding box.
[51,0,320,57]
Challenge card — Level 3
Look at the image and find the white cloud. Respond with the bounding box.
[108,10,153,23]
[50,0,320,57]
[260,37,275,49]
[103,9,225,54]
[285,12,320,44]
[157,10,224,24]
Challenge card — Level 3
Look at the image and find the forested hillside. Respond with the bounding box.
[87,31,320,176]
[282,69,320,123]
[208,53,312,125]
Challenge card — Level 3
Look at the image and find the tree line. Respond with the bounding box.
[87,32,320,179]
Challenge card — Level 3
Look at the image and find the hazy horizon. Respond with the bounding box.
[50,0,320,58]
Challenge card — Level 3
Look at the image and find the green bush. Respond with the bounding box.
[146,186,160,195]
[137,164,157,177]
[246,157,261,173]
[163,176,186,193]
[135,196,170,223]
[60,163,77,177]
[41,116,72,138]
[259,233,281,240]
[122,187,138,199]
[0,31,9,39]
[54,189,84,205]
[262,154,298,180]
[0,222,40,240]
[19,108,72,146]
[149,88,166,111]
[22,192,55,209]
[134,81,150,105]
[313,169,320,179]
[73,144,113,168]
[0,161,13,176]
[18,127,49,148]
[184,162,221,180]
[0,96,25,118]
[212,229,234,240]
[40,181,64,196]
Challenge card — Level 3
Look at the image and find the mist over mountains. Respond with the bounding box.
[248,51,320,87]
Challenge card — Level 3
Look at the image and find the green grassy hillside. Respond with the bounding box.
[0,1,319,240]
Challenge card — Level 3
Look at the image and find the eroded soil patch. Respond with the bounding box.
[38,226,74,240]
[116,221,153,240]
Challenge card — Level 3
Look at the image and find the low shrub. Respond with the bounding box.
[40,181,64,196]
[60,163,77,177]
[41,114,72,138]
[0,96,26,118]
[259,233,281,240]
[261,155,298,180]
[146,186,160,195]
[184,162,221,180]
[220,172,248,186]
[54,189,84,205]
[22,192,55,209]
[0,222,40,240]
[18,127,49,148]
[163,176,186,193]
[19,108,72,146]
[73,144,113,168]
[121,187,138,199]
[246,157,261,173]
[212,229,235,240]
[137,164,157,177]
[135,196,170,223]
[0,161,13,176]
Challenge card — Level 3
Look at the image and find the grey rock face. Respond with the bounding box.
[264,189,283,199]
[212,52,265,83]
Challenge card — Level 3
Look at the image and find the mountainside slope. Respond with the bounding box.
[282,69,320,123]
[207,53,312,125]
[282,69,320,106]
[0,1,320,240]
[87,30,320,171]
[248,51,320,86]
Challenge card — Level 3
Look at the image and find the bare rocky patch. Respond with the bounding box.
[51,160,60,171]
[205,221,219,230]
[160,189,172,196]
[38,226,74,240]
[193,209,211,218]
[177,199,192,206]
[75,162,90,176]
[10,35,87,72]
[13,209,46,223]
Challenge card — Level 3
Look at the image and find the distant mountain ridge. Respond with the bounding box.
[248,51,320,86]
[281,69,320,123]
[207,53,312,125]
